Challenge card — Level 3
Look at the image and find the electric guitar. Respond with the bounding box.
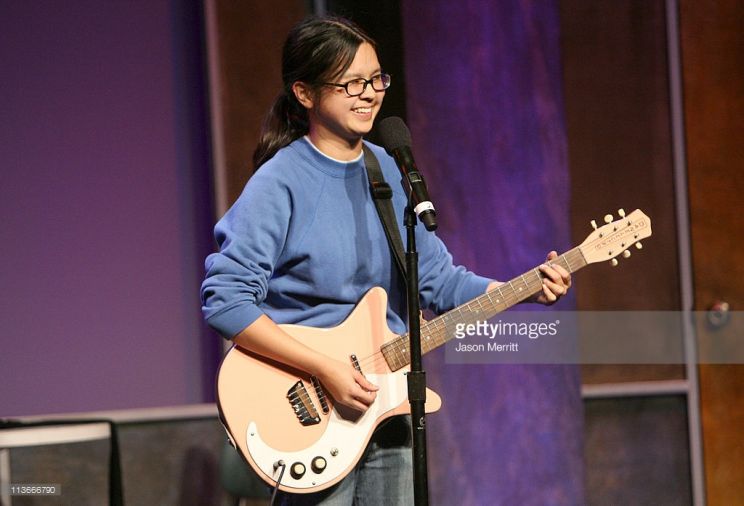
[216,209,652,494]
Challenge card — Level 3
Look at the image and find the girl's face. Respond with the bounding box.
[300,43,385,159]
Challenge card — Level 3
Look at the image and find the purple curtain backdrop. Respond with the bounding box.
[0,1,215,416]
[400,1,583,504]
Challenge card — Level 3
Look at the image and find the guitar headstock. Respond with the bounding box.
[578,209,652,266]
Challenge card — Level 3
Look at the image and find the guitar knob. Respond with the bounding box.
[610,258,619,267]
[623,250,631,258]
[635,242,643,250]
[618,208,626,218]
[290,462,306,479]
[604,214,614,224]
[311,456,327,474]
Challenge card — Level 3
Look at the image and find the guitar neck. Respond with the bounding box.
[381,247,587,371]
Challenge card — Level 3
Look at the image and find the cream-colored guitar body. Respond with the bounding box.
[216,287,441,494]
[217,209,653,494]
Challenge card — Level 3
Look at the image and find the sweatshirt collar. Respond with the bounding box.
[293,136,365,178]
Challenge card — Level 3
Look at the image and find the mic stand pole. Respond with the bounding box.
[404,205,429,506]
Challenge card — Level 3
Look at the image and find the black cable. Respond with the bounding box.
[269,461,286,506]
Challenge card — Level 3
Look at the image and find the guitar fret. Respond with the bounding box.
[381,343,392,369]
[389,340,401,370]
[380,245,593,372]
[396,338,406,369]
[471,299,482,314]
[562,253,572,272]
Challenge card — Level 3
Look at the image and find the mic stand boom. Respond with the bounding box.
[405,205,429,506]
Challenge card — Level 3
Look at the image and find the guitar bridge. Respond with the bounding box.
[287,381,320,426]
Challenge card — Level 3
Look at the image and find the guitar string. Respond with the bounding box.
[355,254,562,372]
[316,226,645,405]
[340,221,645,376]
[355,248,583,372]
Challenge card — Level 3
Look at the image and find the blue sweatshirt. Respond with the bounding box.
[201,137,491,338]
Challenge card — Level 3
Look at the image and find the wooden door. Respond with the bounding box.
[681,1,744,503]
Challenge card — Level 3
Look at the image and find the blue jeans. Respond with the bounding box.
[278,415,413,505]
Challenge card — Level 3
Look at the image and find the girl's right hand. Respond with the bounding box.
[230,315,380,413]
[316,358,379,413]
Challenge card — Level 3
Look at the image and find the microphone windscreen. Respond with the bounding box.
[377,116,412,153]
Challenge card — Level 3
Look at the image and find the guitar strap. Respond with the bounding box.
[362,144,408,286]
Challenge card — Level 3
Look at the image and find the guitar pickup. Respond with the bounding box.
[350,354,362,373]
[310,376,329,414]
[287,381,320,426]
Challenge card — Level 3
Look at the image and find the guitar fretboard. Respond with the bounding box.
[380,247,587,371]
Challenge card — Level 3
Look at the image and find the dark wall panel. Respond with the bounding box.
[210,0,307,208]
[584,396,692,505]
[325,0,408,127]
[559,0,684,383]
[7,418,228,505]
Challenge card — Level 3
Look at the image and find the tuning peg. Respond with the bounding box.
[618,208,626,218]
[635,242,643,250]
[604,214,614,224]
[623,250,631,258]
[610,258,619,267]
[590,220,598,230]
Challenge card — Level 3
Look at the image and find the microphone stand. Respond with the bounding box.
[404,204,429,506]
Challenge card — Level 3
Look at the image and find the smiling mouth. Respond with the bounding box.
[353,107,373,114]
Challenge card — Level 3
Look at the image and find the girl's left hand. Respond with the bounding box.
[533,250,571,305]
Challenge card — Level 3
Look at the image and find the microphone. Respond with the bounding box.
[377,117,438,231]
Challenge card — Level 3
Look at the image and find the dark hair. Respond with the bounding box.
[252,16,376,169]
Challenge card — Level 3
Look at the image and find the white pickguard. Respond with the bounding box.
[246,371,408,490]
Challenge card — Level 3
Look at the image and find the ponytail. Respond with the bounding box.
[251,15,375,171]
[253,91,308,170]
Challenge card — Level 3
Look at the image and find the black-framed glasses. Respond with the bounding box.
[322,73,391,97]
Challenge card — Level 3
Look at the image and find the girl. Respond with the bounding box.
[201,15,571,505]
